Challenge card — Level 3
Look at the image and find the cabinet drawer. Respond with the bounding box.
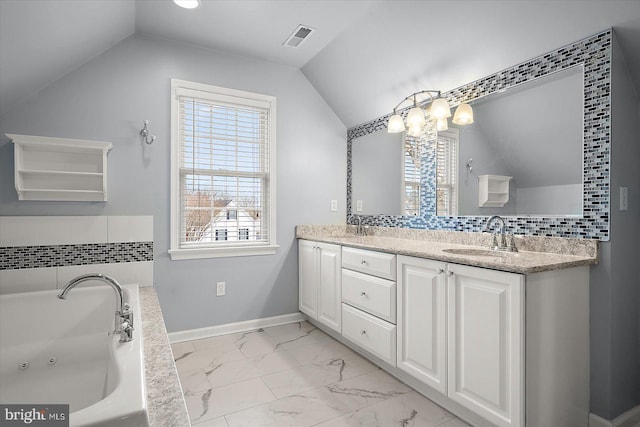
[342,304,396,365]
[342,247,396,280]
[342,269,396,323]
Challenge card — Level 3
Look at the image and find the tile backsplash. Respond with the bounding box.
[0,216,154,294]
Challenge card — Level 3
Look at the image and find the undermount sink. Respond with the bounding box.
[442,248,516,257]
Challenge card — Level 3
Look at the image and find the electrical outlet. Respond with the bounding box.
[356,200,363,212]
[216,281,225,296]
[331,200,338,211]
[620,187,628,211]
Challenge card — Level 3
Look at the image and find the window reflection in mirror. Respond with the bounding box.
[351,130,427,216]
[437,65,584,217]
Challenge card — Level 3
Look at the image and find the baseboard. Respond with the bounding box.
[167,312,305,343]
[590,405,640,427]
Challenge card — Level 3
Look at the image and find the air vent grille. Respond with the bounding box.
[283,25,315,48]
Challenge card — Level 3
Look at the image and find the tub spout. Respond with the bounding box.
[58,274,134,342]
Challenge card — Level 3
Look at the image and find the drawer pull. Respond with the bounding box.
[360,291,367,297]
[360,330,367,335]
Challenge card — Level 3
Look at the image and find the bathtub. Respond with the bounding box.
[0,284,149,427]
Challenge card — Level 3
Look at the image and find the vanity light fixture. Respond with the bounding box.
[387,90,473,135]
[173,0,199,9]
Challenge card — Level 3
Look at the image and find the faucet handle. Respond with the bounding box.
[489,233,499,250]
[507,234,519,252]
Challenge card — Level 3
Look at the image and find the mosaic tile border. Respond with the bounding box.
[0,242,154,270]
[347,30,611,240]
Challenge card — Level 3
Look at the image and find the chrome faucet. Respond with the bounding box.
[58,274,134,342]
[354,215,367,236]
[484,215,518,252]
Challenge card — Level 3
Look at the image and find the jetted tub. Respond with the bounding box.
[0,284,149,427]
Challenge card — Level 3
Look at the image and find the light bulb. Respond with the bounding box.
[431,98,452,119]
[173,0,199,9]
[436,118,448,131]
[406,106,426,127]
[387,114,405,133]
[452,103,474,125]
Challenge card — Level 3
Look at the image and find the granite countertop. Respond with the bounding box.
[140,287,191,427]
[296,225,598,274]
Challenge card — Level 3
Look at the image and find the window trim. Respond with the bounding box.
[169,79,278,260]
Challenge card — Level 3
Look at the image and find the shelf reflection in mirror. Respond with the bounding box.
[437,65,584,217]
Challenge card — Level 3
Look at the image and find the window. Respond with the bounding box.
[436,129,458,216]
[215,229,228,241]
[239,228,249,240]
[170,79,278,260]
[402,134,421,216]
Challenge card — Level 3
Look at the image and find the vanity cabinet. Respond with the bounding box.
[447,263,524,427]
[341,247,397,365]
[298,240,342,332]
[396,256,447,394]
[397,255,524,427]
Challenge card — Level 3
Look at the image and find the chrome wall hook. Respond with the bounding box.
[140,120,156,145]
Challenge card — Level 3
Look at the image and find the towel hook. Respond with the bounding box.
[140,120,156,145]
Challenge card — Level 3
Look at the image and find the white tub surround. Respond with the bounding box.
[0,216,153,294]
[0,284,148,426]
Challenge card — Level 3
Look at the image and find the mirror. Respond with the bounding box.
[351,131,427,216]
[437,65,584,217]
[346,31,610,240]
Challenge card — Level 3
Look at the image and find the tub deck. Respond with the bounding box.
[140,287,190,427]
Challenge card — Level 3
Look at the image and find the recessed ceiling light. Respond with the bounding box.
[173,0,199,9]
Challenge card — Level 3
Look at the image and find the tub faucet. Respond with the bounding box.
[58,274,134,342]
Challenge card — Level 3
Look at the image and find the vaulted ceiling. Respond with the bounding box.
[2,0,640,127]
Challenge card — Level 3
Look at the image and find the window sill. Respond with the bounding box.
[169,245,279,260]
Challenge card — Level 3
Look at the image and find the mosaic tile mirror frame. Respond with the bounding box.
[346,30,610,240]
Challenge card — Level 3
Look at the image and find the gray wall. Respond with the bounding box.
[589,33,640,420]
[0,35,347,332]
[351,130,403,215]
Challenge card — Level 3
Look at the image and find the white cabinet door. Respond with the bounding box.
[447,263,524,427]
[298,240,318,318]
[317,242,342,332]
[396,256,447,393]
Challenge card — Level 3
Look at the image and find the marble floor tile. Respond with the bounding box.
[177,368,211,395]
[175,322,472,427]
[206,349,301,388]
[310,368,413,413]
[314,391,456,426]
[261,351,378,399]
[185,377,276,423]
[193,416,229,427]
[224,389,351,427]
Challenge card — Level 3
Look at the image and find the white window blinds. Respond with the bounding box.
[436,131,458,216]
[170,80,277,259]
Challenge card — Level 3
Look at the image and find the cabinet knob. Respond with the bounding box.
[360,330,367,335]
[437,268,445,274]
[360,291,366,297]
[361,259,367,265]
[446,270,454,277]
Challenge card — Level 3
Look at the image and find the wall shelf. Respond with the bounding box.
[478,174,511,208]
[7,134,112,202]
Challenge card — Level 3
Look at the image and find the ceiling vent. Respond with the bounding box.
[283,25,315,48]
